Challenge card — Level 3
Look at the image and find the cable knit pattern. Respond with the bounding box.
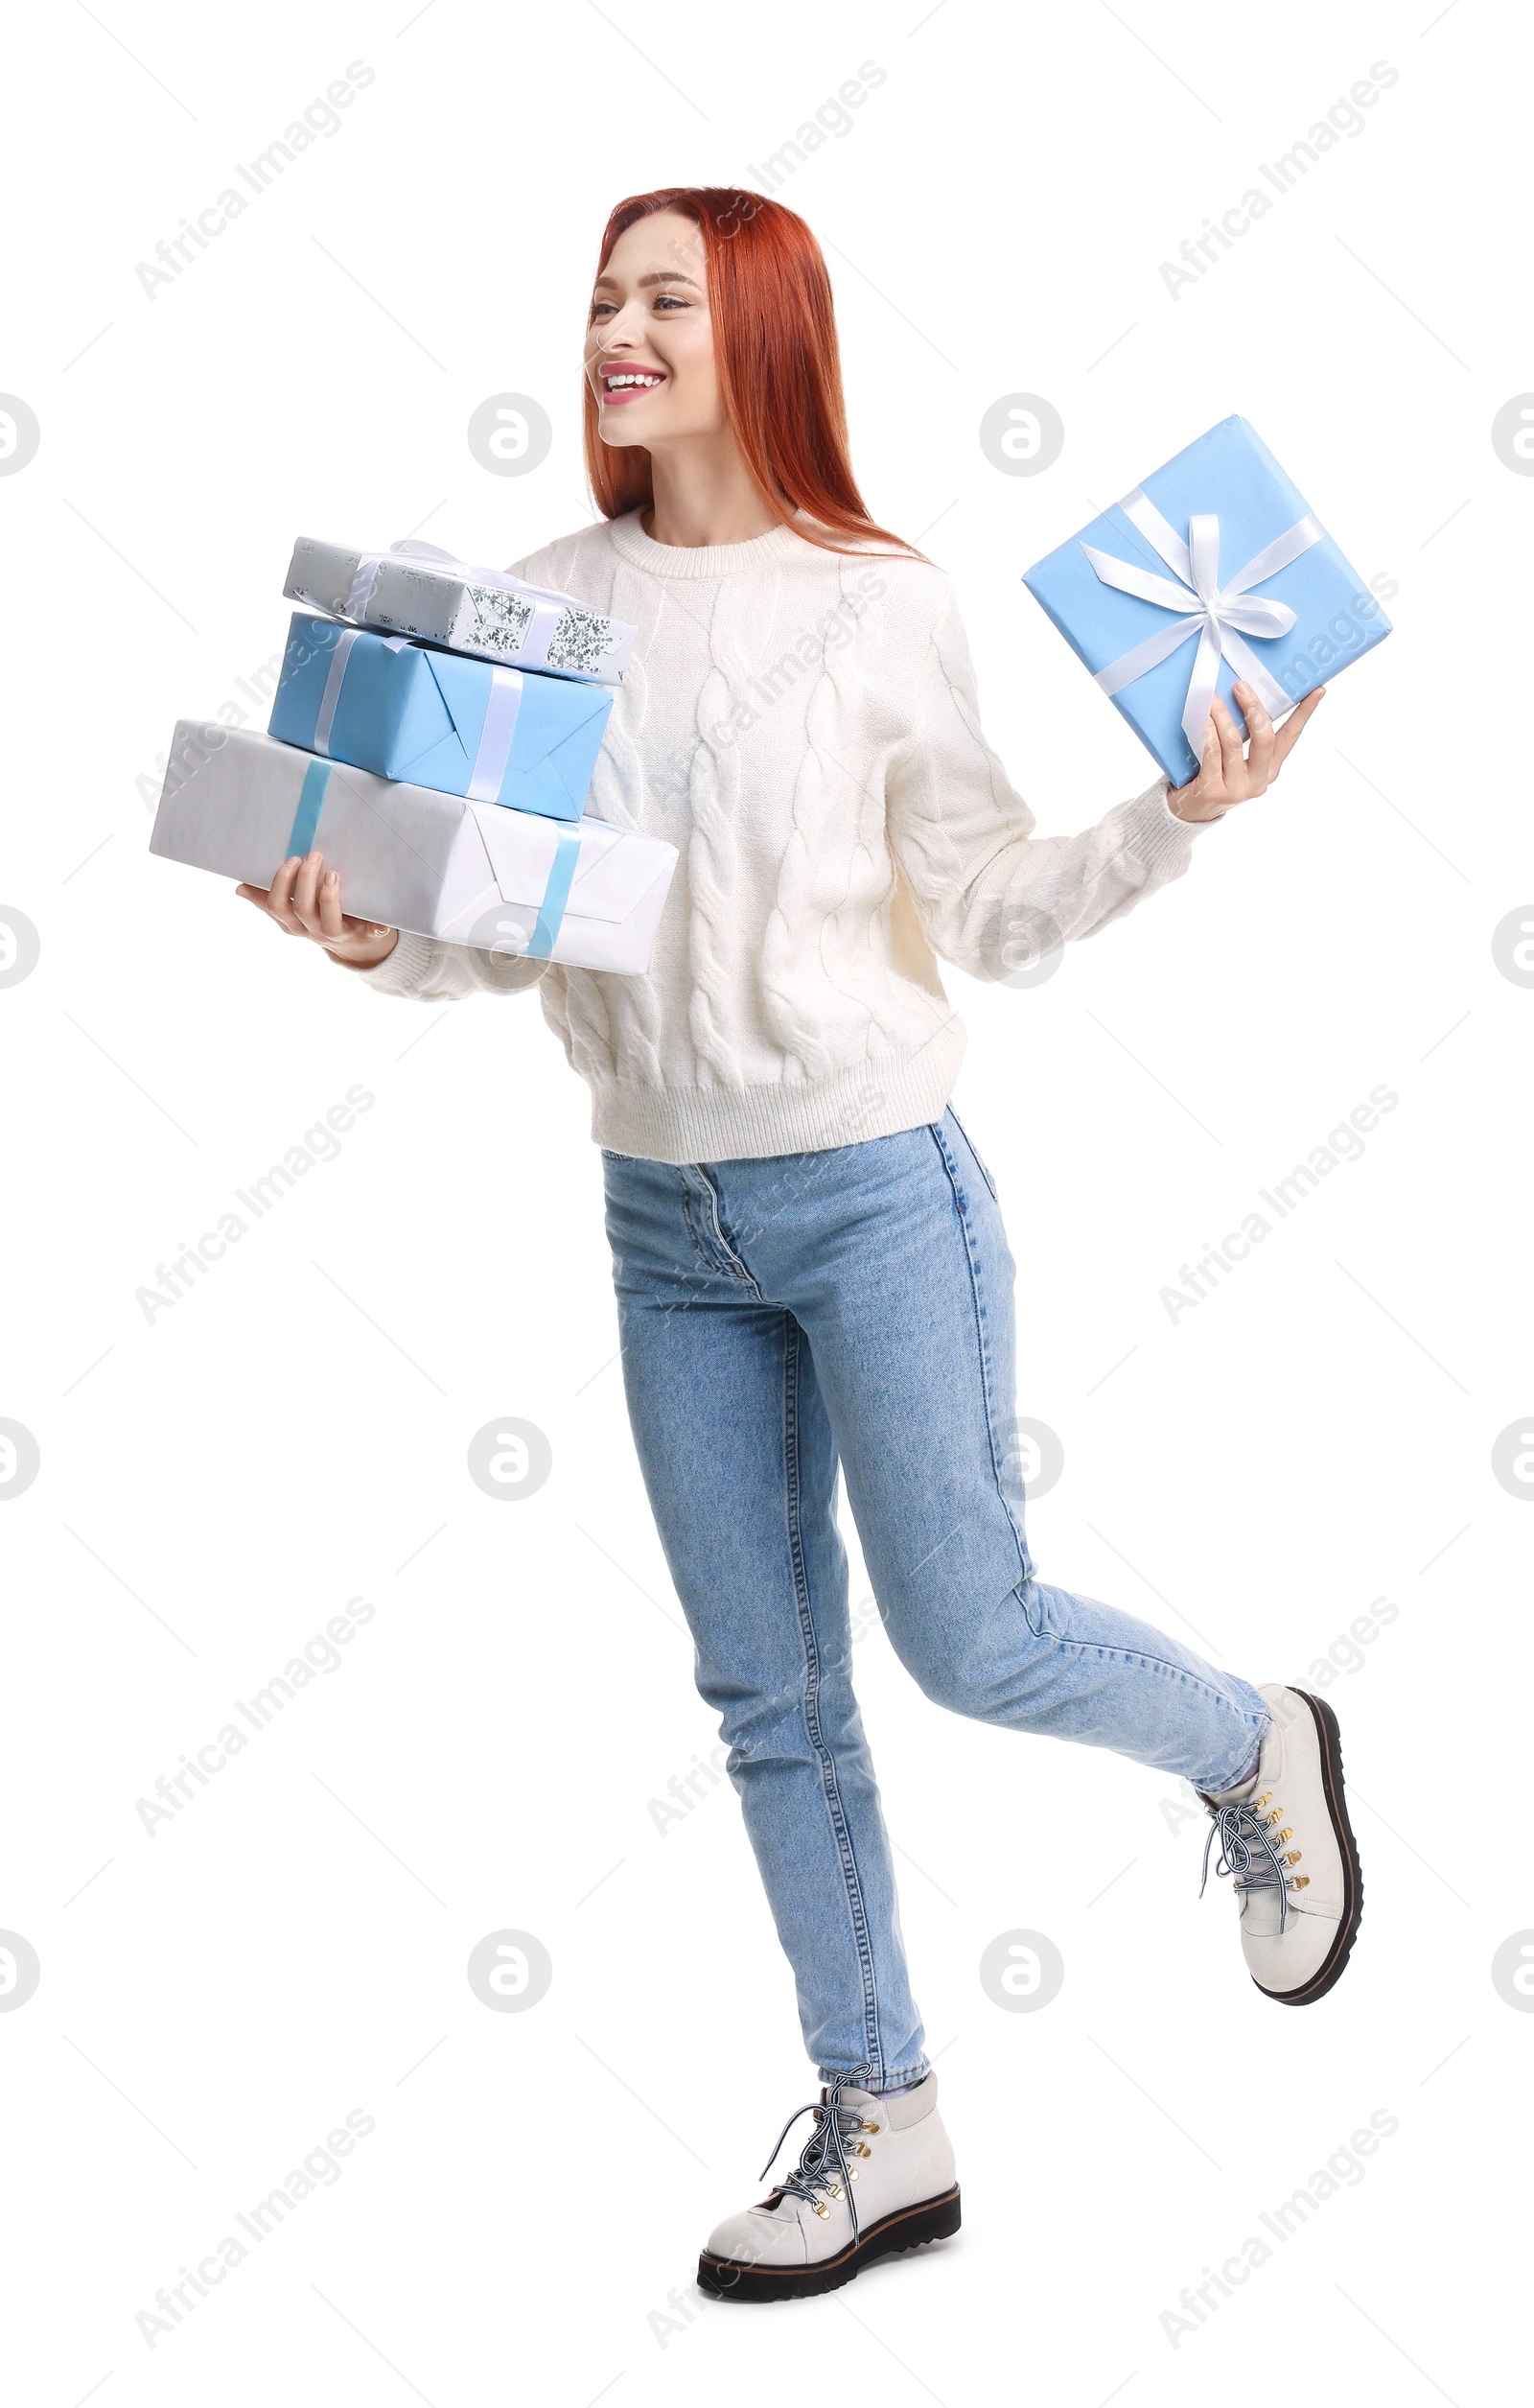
[683,575,767,1085]
[759,563,854,1084]
[352,510,1210,1162]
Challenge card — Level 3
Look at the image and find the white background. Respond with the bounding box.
[2,2,1526,2401]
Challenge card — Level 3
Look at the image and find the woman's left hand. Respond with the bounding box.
[1168,679,1326,824]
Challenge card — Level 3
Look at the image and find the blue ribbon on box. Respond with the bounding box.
[527,827,581,958]
[283,757,579,957]
[287,759,332,856]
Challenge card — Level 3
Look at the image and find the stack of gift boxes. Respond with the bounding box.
[151,538,678,972]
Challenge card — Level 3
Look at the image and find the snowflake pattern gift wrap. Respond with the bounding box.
[1022,416,1392,787]
[267,614,613,821]
[151,726,677,973]
[284,536,637,686]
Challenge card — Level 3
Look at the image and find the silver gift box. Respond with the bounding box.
[283,536,637,685]
[150,724,676,974]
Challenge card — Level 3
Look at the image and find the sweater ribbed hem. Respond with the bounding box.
[589,1018,968,1164]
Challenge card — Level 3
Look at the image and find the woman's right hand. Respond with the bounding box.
[237,851,399,970]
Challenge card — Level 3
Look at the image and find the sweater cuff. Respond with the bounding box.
[332,930,444,995]
[1124,777,1213,880]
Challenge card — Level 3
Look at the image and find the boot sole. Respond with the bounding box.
[1252,1688,1363,2006]
[697,2185,962,2302]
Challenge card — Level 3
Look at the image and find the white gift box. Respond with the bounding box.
[283,536,637,685]
[150,724,676,974]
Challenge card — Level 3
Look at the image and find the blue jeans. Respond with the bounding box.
[601,1109,1269,2087]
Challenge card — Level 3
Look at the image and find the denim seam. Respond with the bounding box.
[927,1123,1033,1582]
[1013,1623,1266,1715]
[675,1168,718,1277]
[781,1314,886,2083]
[685,1165,763,1293]
[1009,1616,1267,1783]
[945,1106,1000,1203]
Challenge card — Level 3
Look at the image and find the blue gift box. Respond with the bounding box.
[267,613,614,821]
[1023,416,1391,787]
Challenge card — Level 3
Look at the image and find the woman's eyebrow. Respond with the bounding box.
[591,269,703,294]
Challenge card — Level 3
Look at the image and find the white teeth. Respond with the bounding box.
[605,372,662,389]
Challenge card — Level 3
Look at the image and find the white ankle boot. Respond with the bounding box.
[697,2069,960,2301]
[1200,1683,1363,2002]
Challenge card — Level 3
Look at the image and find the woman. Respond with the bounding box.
[239,186,1361,2302]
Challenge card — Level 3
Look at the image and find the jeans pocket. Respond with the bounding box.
[946,1107,999,1203]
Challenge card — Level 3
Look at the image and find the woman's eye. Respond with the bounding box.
[654,292,688,310]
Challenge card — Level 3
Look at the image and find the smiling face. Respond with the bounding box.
[584,208,723,452]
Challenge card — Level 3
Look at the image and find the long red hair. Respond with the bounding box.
[583,186,918,560]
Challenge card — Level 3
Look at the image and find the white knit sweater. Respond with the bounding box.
[356,510,1207,1162]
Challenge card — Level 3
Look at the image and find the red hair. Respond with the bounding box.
[583,186,919,560]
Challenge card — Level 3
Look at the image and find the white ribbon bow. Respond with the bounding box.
[345,538,591,670]
[1081,488,1324,760]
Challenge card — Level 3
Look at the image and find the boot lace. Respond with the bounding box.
[1200,1789,1310,1931]
[758,2068,880,2245]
